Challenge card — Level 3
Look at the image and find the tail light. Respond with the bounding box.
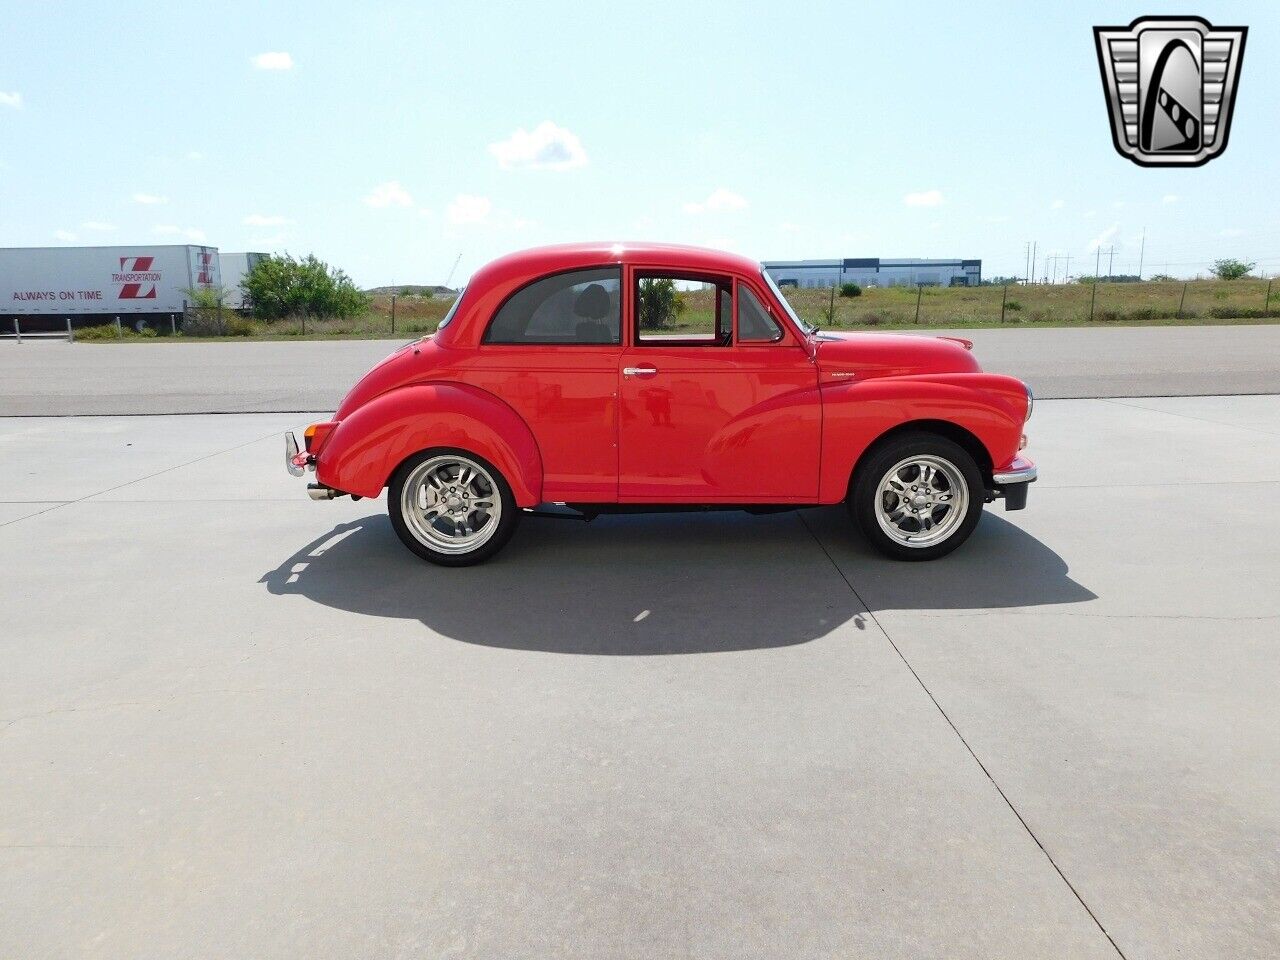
[303,421,338,454]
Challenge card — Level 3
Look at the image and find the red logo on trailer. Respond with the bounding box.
[196,250,214,285]
[113,254,161,300]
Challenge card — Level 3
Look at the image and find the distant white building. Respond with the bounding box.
[763,257,982,289]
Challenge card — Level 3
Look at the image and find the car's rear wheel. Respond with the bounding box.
[849,432,983,561]
[388,449,519,566]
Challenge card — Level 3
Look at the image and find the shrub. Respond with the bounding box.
[1209,307,1265,319]
[1004,300,1023,312]
[226,315,258,337]
[183,311,227,337]
[75,323,157,341]
[1210,258,1255,280]
[838,282,862,298]
[1149,274,1177,282]
[636,277,686,329]
[242,253,370,320]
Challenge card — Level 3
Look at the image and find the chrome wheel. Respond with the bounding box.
[874,454,969,548]
[399,454,503,555]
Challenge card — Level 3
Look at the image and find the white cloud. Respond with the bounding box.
[904,189,944,208]
[683,188,748,214]
[1084,209,1098,218]
[488,121,587,170]
[0,91,21,109]
[1051,199,1065,210]
[363,180,414,208]
[1220,227,1245,237]
[153,225,207,242]
[780,222,803,233]
[53,229,77,241]
[132,192,168,205]
[1162,194,1180,204]
[252,51,294,71]
[186,150,204,161]
[81,221,116,232]
[446,194,492,225]
[1089,224,1120,251]
[243,213,293,226]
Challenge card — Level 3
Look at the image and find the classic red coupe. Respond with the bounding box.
[286,243,1035,565]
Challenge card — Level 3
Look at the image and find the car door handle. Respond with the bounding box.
[622,365,658,378]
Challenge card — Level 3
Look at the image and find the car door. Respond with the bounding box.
[618,267,821,501]
[460,267,623,501]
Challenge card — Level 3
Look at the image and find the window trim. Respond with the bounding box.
[481,265,623,347]
[632,269,734,348]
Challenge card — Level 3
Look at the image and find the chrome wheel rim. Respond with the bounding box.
[400,455,502,555]
[874,455,968,548]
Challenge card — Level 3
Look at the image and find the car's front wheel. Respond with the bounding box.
[849,432,984,561]
[388,449,519,566]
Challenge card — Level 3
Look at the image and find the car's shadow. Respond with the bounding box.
[261,507,1094,655]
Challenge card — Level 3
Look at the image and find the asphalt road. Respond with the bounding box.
[3,323,1280,415]
[3,395,1279,958]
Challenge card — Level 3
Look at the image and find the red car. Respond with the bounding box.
[286,243,1035,566]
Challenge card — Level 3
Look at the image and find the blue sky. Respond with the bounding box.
[2,1,1276,286]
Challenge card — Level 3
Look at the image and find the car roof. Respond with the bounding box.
[437,242,773,347]
[471,242,764,286]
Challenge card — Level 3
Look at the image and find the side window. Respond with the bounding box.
[635,273,732,346]
[737,284,784,343]
[483,268,621,344]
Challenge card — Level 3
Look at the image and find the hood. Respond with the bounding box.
[813,331,980,384]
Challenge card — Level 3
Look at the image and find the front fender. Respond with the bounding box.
[316,382,543,505]
[818,373,1028,502]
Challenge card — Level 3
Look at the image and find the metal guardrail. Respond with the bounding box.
[2,318,76,343]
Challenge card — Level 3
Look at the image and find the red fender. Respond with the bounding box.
[817,373,1028,502]
[316,382,543,505]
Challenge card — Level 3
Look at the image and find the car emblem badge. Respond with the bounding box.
[1094,16,1247,167]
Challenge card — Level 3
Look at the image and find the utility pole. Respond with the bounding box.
[1137,228,1146,280]
[1095,245,1102,279]
[1107,246,1115,281]
[1031,241,1038,286]
[1063,254,1071,283]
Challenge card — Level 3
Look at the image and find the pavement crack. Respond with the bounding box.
[796,511,1130,960]
[1099,398,1280,437]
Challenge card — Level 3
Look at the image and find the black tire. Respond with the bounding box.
[387,448,520,567]
[848,431,984,561]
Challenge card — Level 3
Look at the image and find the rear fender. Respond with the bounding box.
[316,382,543,504]
[819,373,1027,502]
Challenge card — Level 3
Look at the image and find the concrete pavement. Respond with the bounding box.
[4,323,1280,415]
[2,396,1279,958]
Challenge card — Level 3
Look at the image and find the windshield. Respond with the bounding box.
[761,270,817,335]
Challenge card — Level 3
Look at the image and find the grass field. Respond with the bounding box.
[66,279,1280,342]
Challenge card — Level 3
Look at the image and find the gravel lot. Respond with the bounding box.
[2,394,1278,958]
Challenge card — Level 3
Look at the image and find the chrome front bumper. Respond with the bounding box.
[992,458,1037,511]
[993,463,1037,485]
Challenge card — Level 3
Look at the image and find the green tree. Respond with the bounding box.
[1210,258,1256,280]
[636,277,686,329]
[241,253,370,320]
[838,282,862,298]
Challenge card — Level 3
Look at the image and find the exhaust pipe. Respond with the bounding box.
[307,483,341,500]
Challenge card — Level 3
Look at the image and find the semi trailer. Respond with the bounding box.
[1,244,222,331]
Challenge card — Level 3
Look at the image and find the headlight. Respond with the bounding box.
[1023,382,1034,422]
